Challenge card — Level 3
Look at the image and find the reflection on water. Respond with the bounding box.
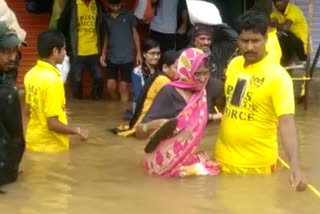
[1,79,319,214]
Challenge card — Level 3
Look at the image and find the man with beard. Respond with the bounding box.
[0,22,25,186]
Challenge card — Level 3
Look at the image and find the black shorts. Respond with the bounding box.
[106,61,133,83]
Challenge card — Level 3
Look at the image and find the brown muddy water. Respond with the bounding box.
[0,77,319,214]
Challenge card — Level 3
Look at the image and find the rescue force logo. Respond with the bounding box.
[250,75,265,89]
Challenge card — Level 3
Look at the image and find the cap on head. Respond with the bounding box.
[191,24,213,42]
[0,22,26,49]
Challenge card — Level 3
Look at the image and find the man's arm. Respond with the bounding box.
[278,114,307,191]
[47,116,88,141]
[133,27,142,65]
[270,19,292,31]
[100,37,108,67]
[177,9,188,35]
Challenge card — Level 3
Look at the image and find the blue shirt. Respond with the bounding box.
[104,8,136,64]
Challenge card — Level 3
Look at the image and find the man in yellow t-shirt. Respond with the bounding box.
[266,26,282,64]
[213,11,307,191]
[58,0,104,99]
[270,0,308,65]
[24,30,88,153]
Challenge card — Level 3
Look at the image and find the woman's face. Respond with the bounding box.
[193,64,210,86]
[143,47,161,66]
[163,59,178,80]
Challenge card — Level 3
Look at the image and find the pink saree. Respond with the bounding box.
[143,48,220,177]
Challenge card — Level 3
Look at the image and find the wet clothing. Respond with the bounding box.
[214,55,294,172]
[0,70,25,186]
[24,60,68,152]
[106,61,133,83]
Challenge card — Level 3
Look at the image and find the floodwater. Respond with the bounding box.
[1,78,319,214]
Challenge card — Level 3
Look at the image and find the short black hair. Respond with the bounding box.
[108,0,121,4]
[235,10,268,36]
[159,50,180,68]
[37,30,65,58]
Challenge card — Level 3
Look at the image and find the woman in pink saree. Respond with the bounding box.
[136,48,220,178]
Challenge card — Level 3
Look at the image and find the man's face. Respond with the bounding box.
[53,45,66,65]
[273,0,289,12]
[0,47,18,72]
[109,3,121,13]
[194,35,212,52]
[237,30,267,65]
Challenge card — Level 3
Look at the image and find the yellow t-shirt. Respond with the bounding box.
[24,60,69,152]
[77,0,98,56]
[270,2,308,53]
[141,75,170,118]
[214,56,295,168]
[266,27,282,64]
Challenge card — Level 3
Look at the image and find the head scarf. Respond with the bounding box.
[173,48,209,91]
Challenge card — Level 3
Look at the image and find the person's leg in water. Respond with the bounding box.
[106,62,119,100]
[86,54,103,100]
[118,62,133,102]
[70,56,85,99]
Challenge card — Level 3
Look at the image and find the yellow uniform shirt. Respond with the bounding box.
[214,56,295,168]
[24,60,69,152]
[270,2,308,53]
[266,27,282,64]
[77,0,98,56]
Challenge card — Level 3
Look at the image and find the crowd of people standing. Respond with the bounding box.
[0,0,310,192]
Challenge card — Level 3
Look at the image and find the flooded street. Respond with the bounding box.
[1,78,319,214]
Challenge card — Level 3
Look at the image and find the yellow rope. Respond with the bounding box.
[291,77,311,81]
[214,106,220,114]
[278,157,320,198]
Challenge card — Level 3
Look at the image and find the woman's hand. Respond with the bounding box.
[208,113,222,121]
[136,119,169,139]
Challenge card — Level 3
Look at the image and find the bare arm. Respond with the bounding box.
[177,9,188,35]
[278,114,307,191]
[270,19,292,31]
[133,27,142,65]
[47,116,88,141]
[100,37,108,67]
[278,115,299,169]
[136,119,168,139]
